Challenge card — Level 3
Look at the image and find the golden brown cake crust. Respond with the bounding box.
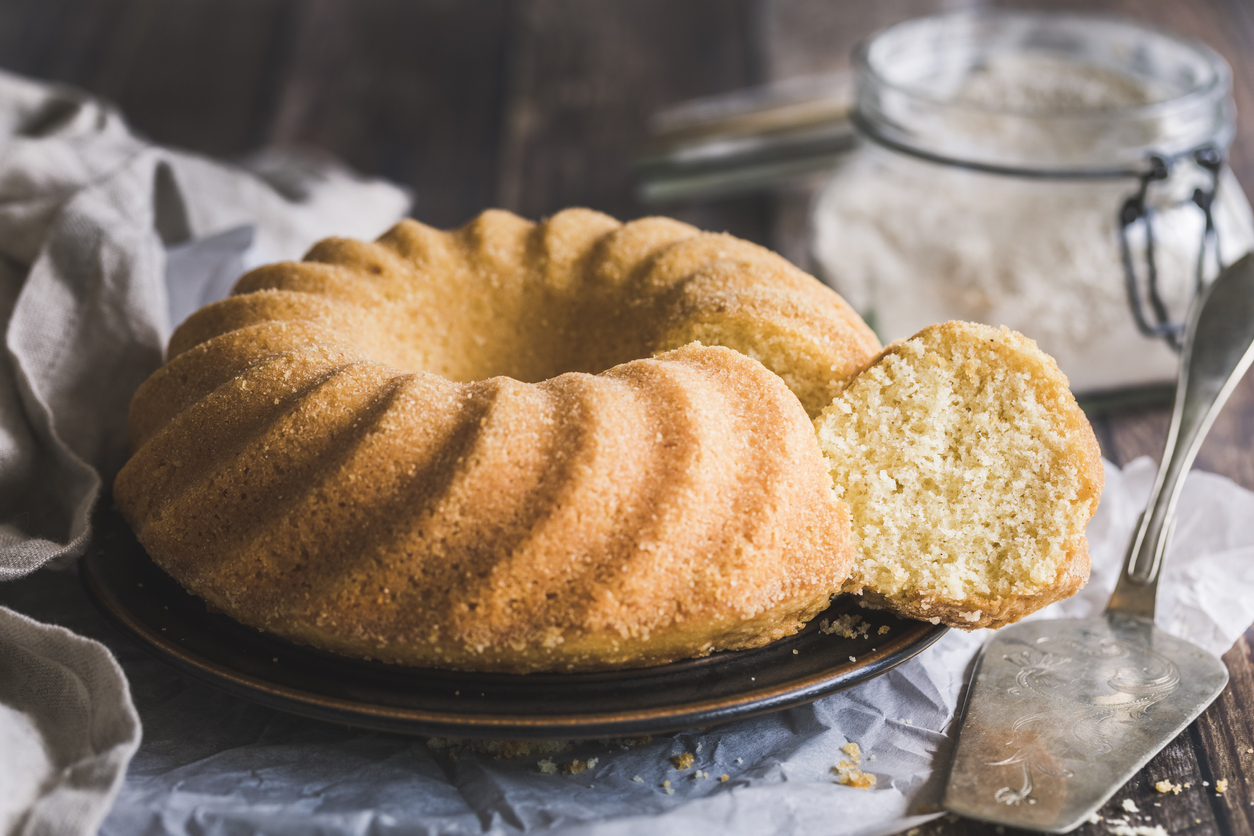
[115,208,872,672]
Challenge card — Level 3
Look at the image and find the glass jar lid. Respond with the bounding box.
[854,10,1235,176]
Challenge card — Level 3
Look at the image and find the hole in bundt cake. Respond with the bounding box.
[167,209,880,419]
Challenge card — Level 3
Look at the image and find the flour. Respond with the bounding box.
[812,52,1254,393]
[952,52,1152,113]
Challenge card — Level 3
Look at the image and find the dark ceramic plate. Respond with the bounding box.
[82,502,947,739]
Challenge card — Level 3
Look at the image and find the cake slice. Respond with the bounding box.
[814,321,1103,629]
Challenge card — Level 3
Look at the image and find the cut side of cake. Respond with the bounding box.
[814,321,1104,630]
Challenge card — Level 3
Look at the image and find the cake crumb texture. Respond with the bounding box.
[815,321,1103,629]
[671,752,695,770]
[820,614,869,639]
[832,740,875,788]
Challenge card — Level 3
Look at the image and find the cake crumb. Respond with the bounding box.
[820,614,871,639]
[832,754,876,790]
[662,780,671,788]
[562,759,587,775]
[720,774,730,782]
[1087,813,1102,824]
[632,776,643,783]
[1216,779,1229,793]
[879,625,890,635]
[841,742,862,763]
[671,752,695,769]
[1122,799,1139,813]
[664,787,674,795]
[836,769,876,789]
[537,758,557,774]
[1155,780,1183,795]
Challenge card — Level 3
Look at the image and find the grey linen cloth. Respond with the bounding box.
[0,69,409,835]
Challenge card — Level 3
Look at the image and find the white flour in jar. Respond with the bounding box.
[812,52,1254,393]
[953,52,1152,112]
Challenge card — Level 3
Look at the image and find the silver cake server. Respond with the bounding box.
[943,252,1254,832]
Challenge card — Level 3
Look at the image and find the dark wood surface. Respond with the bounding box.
[3,0,1254,832]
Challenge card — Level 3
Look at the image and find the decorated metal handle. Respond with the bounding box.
[1107,252,1254,620]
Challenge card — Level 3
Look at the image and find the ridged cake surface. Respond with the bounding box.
[115,208,877,672]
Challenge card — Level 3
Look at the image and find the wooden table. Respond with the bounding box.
[3,0,1253,832]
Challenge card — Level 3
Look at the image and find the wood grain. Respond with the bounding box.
[261,0,512,229]
[495,0,773,241]
[18,0,293,158]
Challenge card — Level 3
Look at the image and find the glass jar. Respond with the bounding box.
[810,10,1254,403]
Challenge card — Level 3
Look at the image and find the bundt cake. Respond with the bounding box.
[114,208,881,673]
[814,322,1104,630]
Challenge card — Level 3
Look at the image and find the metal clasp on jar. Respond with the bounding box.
[1119,145,1225,351]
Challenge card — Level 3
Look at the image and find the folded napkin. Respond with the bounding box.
[3,68,1254,836]
[0,70,409,835]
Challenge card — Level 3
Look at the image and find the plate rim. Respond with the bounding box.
[82,512,948,739]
